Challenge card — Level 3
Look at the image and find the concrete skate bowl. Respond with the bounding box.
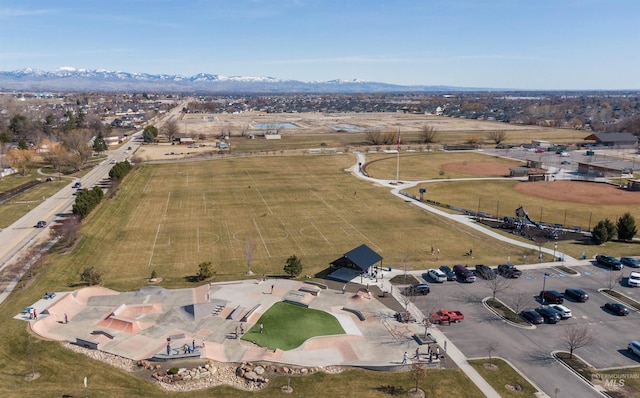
[30,292,88,340]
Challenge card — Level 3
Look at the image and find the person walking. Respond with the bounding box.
[414,347,420,360]
[342,285,346,294]
[402,351,408,364]
[64,313,68,324]
[436,346,441,358]
[166,342,171,356]
[240,324,244,334]
[192,339,196,351]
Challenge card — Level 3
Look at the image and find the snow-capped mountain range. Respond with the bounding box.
[0,67,470,93]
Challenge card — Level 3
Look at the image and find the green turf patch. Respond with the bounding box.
[242,302,345,350]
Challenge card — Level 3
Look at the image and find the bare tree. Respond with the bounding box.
[559,325,596,359]
[382,130,398,145]
[61,128,92,169]
[5,147,37,175]
[164,119,179,143]
[365,128,383,145]
[507,292,532,322]
[419,125,439,144]
[486,341,498,365]
[485,276,511,301]
[244,236,256,275]
[410,361,426,394]
[487,130,508,145]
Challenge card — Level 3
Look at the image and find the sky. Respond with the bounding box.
[0,0,639,90]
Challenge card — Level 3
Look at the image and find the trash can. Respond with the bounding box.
[388,267,392,272]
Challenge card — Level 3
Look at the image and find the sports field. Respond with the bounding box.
[39,154,530,292]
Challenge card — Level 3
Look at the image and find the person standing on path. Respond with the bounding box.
[402,351,408,364]
[414,347,420,360]
[436,346,440,358]
[64,313,68,324]
[166,342,171,356]
[259,323,263,334]
[342,285,346,294]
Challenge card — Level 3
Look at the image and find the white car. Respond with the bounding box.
[628,271,640,287]
[549,304,572,319]
[427,268,447,283]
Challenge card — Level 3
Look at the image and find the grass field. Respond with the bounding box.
[242,302,345,350]
[30,154,529,293]
[469,358,539,398]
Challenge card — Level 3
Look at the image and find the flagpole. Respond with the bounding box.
[396,129,400,184]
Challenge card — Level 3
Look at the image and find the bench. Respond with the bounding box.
[241,304,261,322]
[75,337,99,350]
[298,286,320,296]
[168,333,185,341]
[342,307,365,321]
[91,330,114,339]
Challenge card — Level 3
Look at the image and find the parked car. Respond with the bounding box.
[564,288,589,302]
[427,269,447,283]
[430,309,464,324]
[628,271,640,287]
[475,264,496,280]
[110,159,117,164]
[549,304,572,319]
[596,255,624,270]
[439,265,456,281]
[520,310,544,324]
[35,220,47,228]
[621,257,640,268]
[535,306,561,324]
[453,265,476,283]
[604,302,629,316]
[497,263,522,278]
[628,341,640,357]
[404,283,430,296]
[560,160,571,165]
[540,290,564,304]
[72,181,81,188]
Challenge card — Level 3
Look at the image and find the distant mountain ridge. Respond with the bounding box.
[0,68,476,93]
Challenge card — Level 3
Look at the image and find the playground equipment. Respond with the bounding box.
[515,206,542,230]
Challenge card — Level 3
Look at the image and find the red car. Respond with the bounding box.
[430,309,464,324]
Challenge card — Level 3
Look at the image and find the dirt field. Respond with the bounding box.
[514,180,640,205]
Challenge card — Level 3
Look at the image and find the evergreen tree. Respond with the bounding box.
[93,132,108,153]
[591,218,616,245]
[617,212,637,241]
[283,254,303,277]
[197,261,215,281]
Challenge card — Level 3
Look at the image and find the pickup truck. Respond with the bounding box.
[430,309,464,324]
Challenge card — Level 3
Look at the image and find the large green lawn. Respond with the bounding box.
[242,302,345,350]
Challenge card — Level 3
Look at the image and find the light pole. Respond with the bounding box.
[553,242,557,262]
[541,273,550,301]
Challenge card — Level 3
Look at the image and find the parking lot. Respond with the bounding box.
[409,261,640,397]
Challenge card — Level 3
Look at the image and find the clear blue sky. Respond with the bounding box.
[1,0,639,90]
